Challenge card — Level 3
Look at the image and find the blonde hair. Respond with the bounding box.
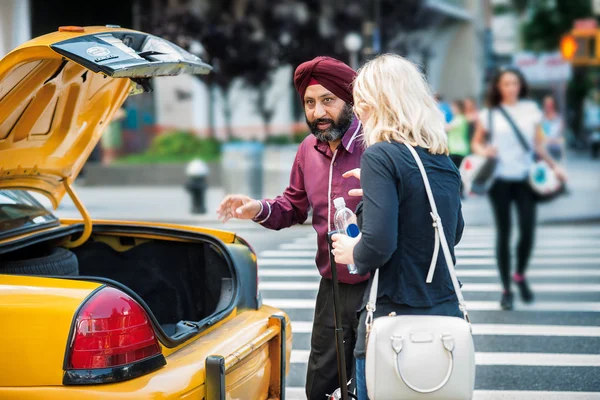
[353,54,448,155]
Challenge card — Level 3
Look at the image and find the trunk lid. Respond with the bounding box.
[0,26,211,208]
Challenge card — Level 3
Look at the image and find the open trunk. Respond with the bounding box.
[73,234,234,338]
[0,231,235,342]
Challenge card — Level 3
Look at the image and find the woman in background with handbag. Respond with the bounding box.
[471,67,567,311]
[332,54,474,399]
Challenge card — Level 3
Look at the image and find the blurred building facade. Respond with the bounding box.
[491,0,521,63]
[0,0,31,58]
[155,0,488,140]
[1,0,489,142]
[489,0,571,114]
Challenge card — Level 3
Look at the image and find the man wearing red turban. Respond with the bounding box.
[218,56,368,399]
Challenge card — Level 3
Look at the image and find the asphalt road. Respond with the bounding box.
[249,223,600,400]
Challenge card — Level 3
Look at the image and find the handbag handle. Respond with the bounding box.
[392,334,455,393]
[365,144,469,332]
[487,106,494,143]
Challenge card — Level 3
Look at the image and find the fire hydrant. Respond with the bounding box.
[185,159,209,214]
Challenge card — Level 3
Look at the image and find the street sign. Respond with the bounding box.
[574,18,598,31]
[514,51,572,84]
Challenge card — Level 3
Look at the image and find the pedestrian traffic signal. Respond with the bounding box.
[561,20,600,66]
[560,35,578,60]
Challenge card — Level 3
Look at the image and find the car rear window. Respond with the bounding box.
[0,190,58,239]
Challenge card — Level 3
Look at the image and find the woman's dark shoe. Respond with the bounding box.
[500,291,514,310]
[514,273,534,303]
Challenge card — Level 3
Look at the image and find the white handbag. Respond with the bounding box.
[364,143,476,400]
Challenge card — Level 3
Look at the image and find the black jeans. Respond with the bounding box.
[449,154,465,169]
[449,154,465,197]
[488,179,537,291]
[306,278,368,400]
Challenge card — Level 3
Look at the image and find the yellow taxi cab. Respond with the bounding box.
[0,26,291,399]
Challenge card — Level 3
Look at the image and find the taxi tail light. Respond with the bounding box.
[67,287,162,371]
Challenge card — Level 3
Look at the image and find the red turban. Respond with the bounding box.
[293,56,357,105]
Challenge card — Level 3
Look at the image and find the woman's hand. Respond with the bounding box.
[331,233,361,265]
[343,168,362,197]
[484,145,497,158]
[553,164,568,182]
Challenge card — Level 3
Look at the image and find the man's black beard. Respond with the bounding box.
[306,104,354,143]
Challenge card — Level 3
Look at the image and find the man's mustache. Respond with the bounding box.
[313,118,334,127]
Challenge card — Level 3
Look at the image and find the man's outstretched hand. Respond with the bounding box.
[217,194,262,223]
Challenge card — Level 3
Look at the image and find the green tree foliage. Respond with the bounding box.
[119,131,221,164]
[143,0,429,140]
[520,0,592,51]
[515,0,594,141]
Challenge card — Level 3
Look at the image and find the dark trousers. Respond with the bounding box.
[488,179,537,291]
[449,154,465,169]
[306,277,368,400]
[449,154,466,197]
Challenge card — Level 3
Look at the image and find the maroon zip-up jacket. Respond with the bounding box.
[253,117,369,284]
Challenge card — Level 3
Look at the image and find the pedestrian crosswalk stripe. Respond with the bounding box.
[278,243,320,250]
[476,352,600,366]
[458,258,599,266]
[289,350,600,366]
[458,240,600,249]
[283,388,600,400]
[457,248,600,256]
[457,269,600,277]
[286,321,600,337]
[276,225,600,395]
[472,324,600,337]
[259,257,600,266]
[285,239,600,249]
[259,269,316,276]
[472,391,600,400]
[289,227,600,238]
[262,248,600,258]
[463,226,600,235]
[286,321,312,333]
[258,267,600,277]
[263,299,600,312]
[259,281,600,293]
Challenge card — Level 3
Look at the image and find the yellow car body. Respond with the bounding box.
[0,26,291,399]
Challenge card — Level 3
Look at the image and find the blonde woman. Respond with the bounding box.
[331,54,465,400]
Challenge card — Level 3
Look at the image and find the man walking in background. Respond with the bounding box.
[217,56,368,399]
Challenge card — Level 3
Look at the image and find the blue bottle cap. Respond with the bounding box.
[346,223,360,238]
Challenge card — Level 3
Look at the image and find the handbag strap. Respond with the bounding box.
[366,144,469,330]
[487,106,494,143]
[497,106,533,153]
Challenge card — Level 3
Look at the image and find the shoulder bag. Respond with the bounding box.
[459,108,497,195]
[497,106,566,203]
[365,144,476,400]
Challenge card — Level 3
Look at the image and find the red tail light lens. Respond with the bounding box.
[68,287,161,369]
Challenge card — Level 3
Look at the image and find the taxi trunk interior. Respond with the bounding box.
[71,234,234,338]
[0,233,234,339]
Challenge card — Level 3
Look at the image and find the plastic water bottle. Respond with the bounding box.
[333,197,360,274]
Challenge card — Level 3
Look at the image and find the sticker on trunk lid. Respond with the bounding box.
[86,46,111,57]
